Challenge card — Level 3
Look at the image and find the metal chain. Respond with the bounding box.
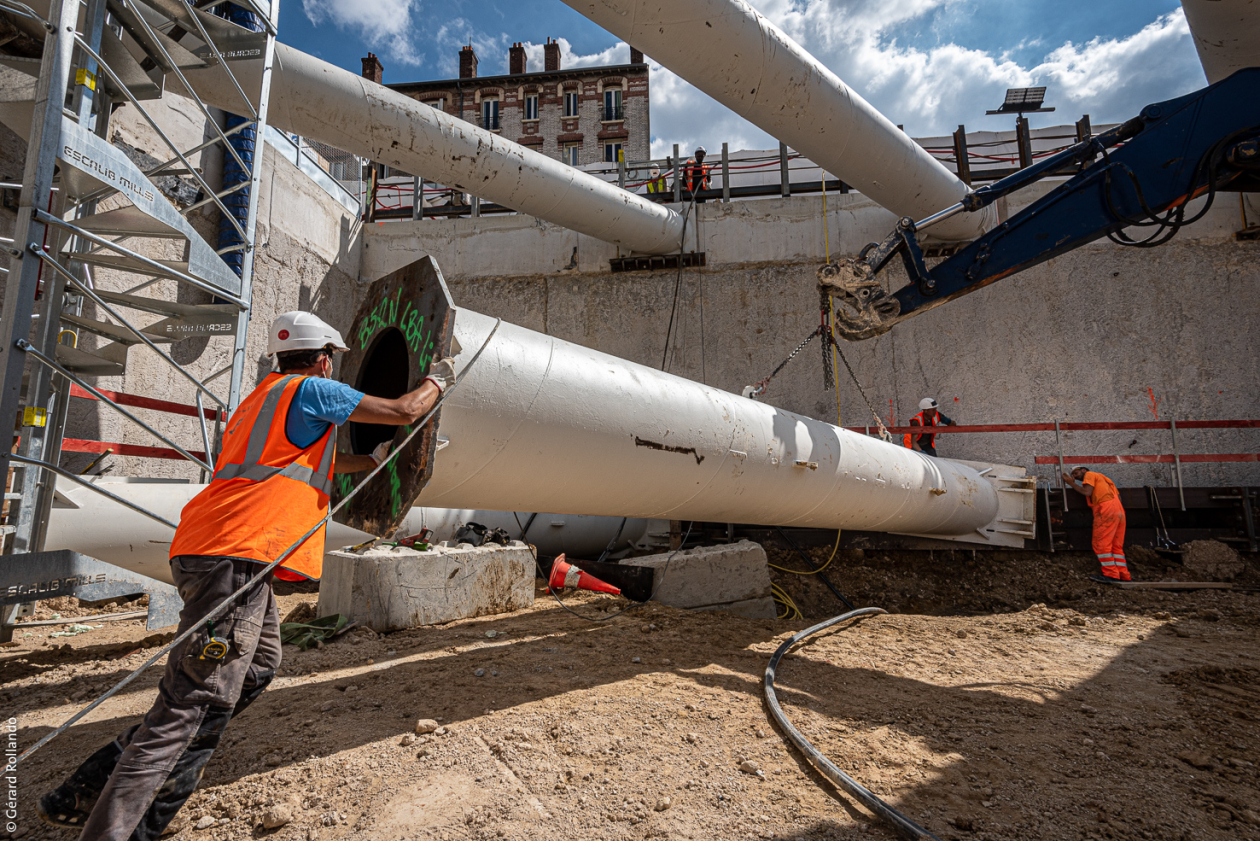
[827,332,892,440]
[747,313,893,443]
[746,326,822,398]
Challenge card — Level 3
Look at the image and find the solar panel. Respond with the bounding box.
[1002,87,1047,109]
[986,87,1054,115]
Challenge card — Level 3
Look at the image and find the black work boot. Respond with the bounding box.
[37,740,124,828]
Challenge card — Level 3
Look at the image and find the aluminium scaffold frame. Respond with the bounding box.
[0,0,279,640]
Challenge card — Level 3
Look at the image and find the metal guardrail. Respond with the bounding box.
[263,126,361,213]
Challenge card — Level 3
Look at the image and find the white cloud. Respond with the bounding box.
[646,3,1203,157]
[303,0,424,66]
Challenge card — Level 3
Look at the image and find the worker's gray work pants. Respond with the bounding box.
[75,555,281,841]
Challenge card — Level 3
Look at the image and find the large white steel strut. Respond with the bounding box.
[1181,0,1260,83]
[422,310,1000,535]
[180,45,686,255]
[558,0,997,242]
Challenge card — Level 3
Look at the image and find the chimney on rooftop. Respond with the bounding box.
[361,52,383,84]
[630,47,644,65]
[509,42,527,75]
[459,44,478,79]
[544,37,561,72]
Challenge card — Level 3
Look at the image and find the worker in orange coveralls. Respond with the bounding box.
[1062,466,1131,581]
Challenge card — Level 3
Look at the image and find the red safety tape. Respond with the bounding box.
[850,420,1260,435]
[70,384,219,420]
[62,438,209,462]
[1034,454,1259,465]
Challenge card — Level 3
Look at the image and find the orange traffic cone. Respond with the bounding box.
[548,554,622,595]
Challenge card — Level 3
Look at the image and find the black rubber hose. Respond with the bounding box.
[764,607,942,841]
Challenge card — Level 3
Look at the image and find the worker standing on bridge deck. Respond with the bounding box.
[645,165,667,196]
[1063,466,1130,581]
[39,312,456,841]
[686,146,711,202]
[903,397,956,457]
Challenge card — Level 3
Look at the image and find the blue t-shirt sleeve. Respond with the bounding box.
[284,377,365,449]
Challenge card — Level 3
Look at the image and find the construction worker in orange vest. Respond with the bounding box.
[903,397,957,457]
[686,146,711,202]
[39,312,456,840]
[1063,466,1131,581]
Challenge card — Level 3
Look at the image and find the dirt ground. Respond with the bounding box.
[3,546,1259,841]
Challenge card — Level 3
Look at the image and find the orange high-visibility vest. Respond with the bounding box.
[902,410,940,449]
[169,373,338,580]
[686,159,710,192]
[1081,471,1120,509]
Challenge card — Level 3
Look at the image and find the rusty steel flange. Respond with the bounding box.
[332,256,455,536]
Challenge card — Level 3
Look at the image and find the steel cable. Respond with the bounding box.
[13,319,502,767]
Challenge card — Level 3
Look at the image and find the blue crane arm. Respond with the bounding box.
[823,68,1260,340]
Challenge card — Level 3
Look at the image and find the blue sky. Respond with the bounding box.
[284,0,1205,156]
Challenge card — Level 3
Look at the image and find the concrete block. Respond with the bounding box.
[623,540,772,610]
[318,541,534,632]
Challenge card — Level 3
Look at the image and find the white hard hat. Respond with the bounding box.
[694,145,706,155]
[267,311,350,357]
[919,397,939,410]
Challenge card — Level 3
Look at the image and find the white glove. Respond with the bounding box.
[369,441,391,466]
[423,356,457,394]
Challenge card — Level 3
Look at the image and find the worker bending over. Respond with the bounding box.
[903,397,956,457]
[1063,466,1131,581]
[40,312,456,840]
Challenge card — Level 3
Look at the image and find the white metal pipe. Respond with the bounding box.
[559,0,996,242]
[179,44,686,254]
[424,309,999,533]
[47,308,1000,580]
[1181,0,1260,84]
[44,481,649,585]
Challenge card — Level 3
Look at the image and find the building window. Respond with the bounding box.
[604,142,623,163]
[482,97,500,130]
[603,89,623,121]
[425,97,445,113]
[524,94,539,120]
[562,143,580,167]
[563,91,579,117]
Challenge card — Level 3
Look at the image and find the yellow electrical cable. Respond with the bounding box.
[771,583,804,620]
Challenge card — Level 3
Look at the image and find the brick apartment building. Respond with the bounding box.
[362,39,650,168]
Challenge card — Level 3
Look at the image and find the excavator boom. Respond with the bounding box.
[823,68,1260,340]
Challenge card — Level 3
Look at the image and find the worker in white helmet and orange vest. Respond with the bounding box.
[903,397,957,457]
[1063,466,1131,581]
[39,312,457,840]
[686,146,711,202]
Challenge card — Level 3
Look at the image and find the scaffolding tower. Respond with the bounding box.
[0,0,279,640]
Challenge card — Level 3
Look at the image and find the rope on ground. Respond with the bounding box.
[13,319,504,768]
[764,607,942,841]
